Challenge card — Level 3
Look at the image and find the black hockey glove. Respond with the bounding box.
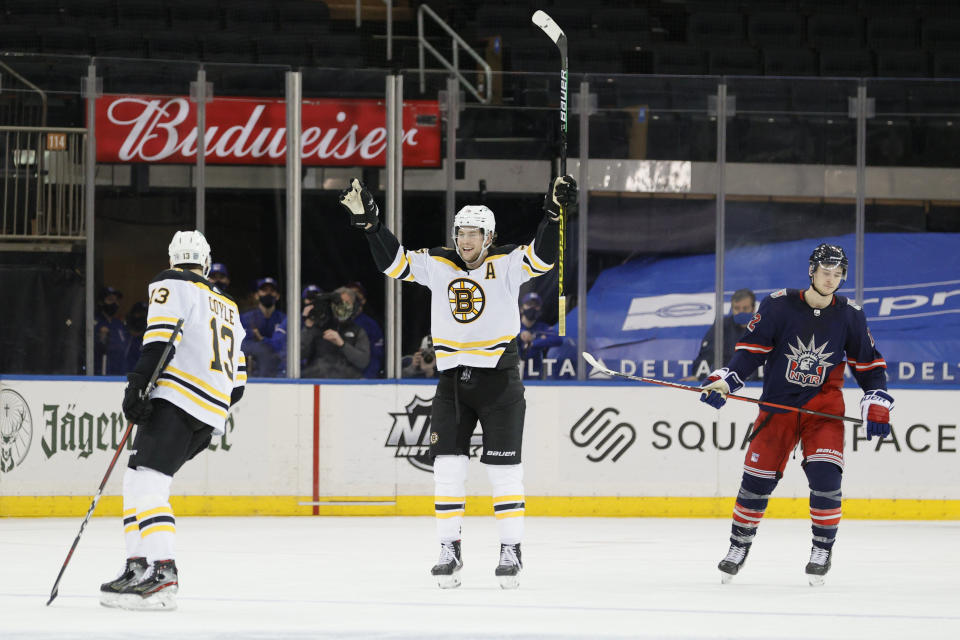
[543,174,578,221]
[122,372,154,425]
[339,178,380,230]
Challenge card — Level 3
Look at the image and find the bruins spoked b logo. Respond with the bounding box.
[448,278,485,323]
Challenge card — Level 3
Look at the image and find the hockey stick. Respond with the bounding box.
[46,318,184,606]
[581,352,863,424]
[532,10,568,337]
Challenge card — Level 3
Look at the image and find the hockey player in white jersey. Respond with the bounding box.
[99,230,247,611]
[340,175,577,589]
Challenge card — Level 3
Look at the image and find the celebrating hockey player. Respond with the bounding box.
[699,243,892,586]
[340,175,576,589]
[100,230,247,610]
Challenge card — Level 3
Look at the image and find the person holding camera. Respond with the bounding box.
[402,335,438,379]
[300,286,370,378]
[339,173,575,590]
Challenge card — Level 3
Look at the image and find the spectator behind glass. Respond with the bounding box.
[240,276,286,378]
[683,288,758,381]
[263,284,324,377]
[401,334,438,379]
[517,291,562,379]
[209,262,230,293]
[123,301,148,372]
[301,286,370,378]
[94,285,130,375]
[345,281,384,378]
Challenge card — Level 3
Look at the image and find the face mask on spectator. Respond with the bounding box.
[332,299,354,323]
[733,312,753,325]
[103,302,119,316]
[522,308,539,322]
[260,294,277,308]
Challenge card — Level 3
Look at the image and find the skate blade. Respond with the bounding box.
[436,573,462,589]
[117,591,178,611]
[497,574,520,590]
[807,574,826,587]
[720,572,735,585]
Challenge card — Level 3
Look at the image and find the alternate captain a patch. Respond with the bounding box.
[448,278,485,323]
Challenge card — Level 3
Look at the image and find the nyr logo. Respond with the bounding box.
[784,335,834,387]
[385,396,481,472]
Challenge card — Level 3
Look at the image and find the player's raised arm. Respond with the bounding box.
[339,177,429,285]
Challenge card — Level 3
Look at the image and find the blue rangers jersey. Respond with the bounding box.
[727,288,887,411]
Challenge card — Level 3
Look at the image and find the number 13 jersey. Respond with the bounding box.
[143,269,247,435]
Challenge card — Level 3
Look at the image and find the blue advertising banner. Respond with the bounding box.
[542,234,960,386]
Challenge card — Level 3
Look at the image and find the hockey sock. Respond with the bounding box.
[129,466,176,563]
[730,472,778,547]
[804,461,842,550]
[486,463,524,545]
[433,455,468,543]
[121,468,141,557]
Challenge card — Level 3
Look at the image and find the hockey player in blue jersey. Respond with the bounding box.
[698,244,893,586]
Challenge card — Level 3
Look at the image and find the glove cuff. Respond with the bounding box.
[706,367,743,394]
[126,372,147,389]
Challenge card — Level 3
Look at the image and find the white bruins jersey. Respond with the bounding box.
[143,269,247,434]
[383,243,553,370]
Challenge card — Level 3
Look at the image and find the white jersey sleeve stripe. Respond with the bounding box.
[156,379,229,418]
[523,244,552,271]
[436,348,505,359]
[148,315,181,325]
[386,249,410,279]
[144,329,183,344]
[433,334,515,349]
[165,365,231,402]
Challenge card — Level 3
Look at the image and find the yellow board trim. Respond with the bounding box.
[434,496,466,503]
[4,496,960,519]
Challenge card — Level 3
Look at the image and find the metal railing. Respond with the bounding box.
[417,3,492,104]
[0,126,86,242]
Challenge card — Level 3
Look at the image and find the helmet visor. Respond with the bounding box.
[812,260,846,276]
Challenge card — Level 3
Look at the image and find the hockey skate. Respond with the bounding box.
[718,543,750,584]
[99,557,148,608]
[430,540,463,589]
[805,546,832,586]
[117,559,179,611]
[495,543,522,590]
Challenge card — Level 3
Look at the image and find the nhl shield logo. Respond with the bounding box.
[386,395,482,472]
[784,335,834,388]
[0,388,33,472]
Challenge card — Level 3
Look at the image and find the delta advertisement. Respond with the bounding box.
[1,379,958,517]
[546,233,960,386]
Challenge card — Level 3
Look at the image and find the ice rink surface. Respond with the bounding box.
[2,515,959,639]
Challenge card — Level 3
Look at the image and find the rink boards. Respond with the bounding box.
[1,377,958,518]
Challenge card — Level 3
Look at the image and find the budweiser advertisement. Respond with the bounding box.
[94,95,441,167]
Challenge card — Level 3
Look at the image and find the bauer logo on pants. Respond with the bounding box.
[386,395,481,472]
[569,407,636,463]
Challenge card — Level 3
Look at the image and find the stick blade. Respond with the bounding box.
[581,351,600,369]
[532,10,565,44]
[46,588,57,606]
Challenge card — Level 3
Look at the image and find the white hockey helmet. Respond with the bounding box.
[453,205,495,241]
[168,230,212,278]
